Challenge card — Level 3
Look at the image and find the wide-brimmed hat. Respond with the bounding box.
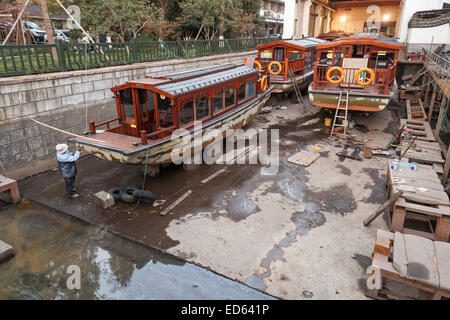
[55,144,68,154]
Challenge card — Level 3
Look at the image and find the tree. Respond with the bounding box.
[144,0,180,40]
[177,0,262,40]
[76,0,160,41]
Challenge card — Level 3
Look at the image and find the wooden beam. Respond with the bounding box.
[428,85,438,122]
[423,80,431,109]
[434,96,447,140]
[441,146,450,185]
[312,0,336,12]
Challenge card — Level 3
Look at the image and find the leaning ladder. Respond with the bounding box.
[330,91,349,139]
[289,68,304,106]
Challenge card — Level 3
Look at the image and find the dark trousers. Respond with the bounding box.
[64,176,76,195]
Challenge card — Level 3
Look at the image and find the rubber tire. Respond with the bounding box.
[133,190,156,203]
[119,186,139,204]
[107,188,121,202]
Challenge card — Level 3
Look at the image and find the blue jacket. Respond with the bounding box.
[57,150,80,178]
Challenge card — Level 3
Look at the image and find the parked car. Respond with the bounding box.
[44,30,70,43]
[22,21,46,44]
[268,33,281,39]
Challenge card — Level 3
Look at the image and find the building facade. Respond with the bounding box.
[260,0,285,36]
[283,0,334,39]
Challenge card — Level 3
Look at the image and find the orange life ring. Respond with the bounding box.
[355,68,375,86]
[260,76,268,92]
[254,60,262,71]
[268,61,282,75]
[326,67,345,84]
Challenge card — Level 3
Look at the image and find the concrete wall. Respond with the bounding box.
[0,51,256,180]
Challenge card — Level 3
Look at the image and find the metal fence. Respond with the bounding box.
[0,37,273,77]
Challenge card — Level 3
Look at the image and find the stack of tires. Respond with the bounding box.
[108,186,155,204]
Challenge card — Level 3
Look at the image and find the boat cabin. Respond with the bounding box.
[255,37,329,83]
[311,33,403,95]
[88,64,263,145]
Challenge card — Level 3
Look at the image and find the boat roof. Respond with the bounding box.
[256,37,329,50]
[316,33,403,50]
[155,65,255,96]
[157,64,235,80]
[112,65,257,98]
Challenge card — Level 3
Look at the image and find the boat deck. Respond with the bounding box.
[311,82,389,96]
[76,131,144,152]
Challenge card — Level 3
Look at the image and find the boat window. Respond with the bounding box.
[238,83,246,101]
[196,97,210,120]
[370,52,394,69]
[119,88,135,122]
[180,101,195,126]
[147,91,155,111]
[334,53,342,66]
[213,91,224,112]
[274,48,284,61]
[289,52,303,61]
[157,94,173,128]
[246,81,256,98]
[225,88,235,108]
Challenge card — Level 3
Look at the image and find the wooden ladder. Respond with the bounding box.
[289,68,304,106]
[330,91,349,139]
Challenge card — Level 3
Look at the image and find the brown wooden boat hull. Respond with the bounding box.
[77,88,273,165]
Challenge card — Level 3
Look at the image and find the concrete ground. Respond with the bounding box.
[1,95,401,300]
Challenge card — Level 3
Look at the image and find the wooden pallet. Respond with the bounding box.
[367,230,450,300]
[387,161,450,241]
[406,99,427,121]
[400,119,435,142]
[0,175,20,204]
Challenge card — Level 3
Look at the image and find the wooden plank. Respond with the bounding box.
[427,85,438,122]
[288,150,320,167]
[160,190,193,216]
[442,138,450,184]
[393,232,408,277]
[435,217,450,242]
[201,168,227,184]
[433,163,444,174]
[404,234,439,288]
[375,229,392,256]
[434,97,447,140]
[396,197,450,217]
[401,150,444,164]
[434,241,450,291]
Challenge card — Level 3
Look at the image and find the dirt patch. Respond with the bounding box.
[336,164,351,176]
[306,184,357,215]
[362,168,387,204]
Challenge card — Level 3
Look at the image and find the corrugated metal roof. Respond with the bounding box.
[155,65,255,96]
[283,37,329,48]
[159,64,235,80]
[352,33,401,45]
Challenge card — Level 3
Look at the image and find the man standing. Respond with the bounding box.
[56,143,82,198]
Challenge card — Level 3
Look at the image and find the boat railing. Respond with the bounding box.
[313,64,396,94]
[423,48,450,78]
[256,58,305,81]
[140,125,177,144]
[89,117,120,133]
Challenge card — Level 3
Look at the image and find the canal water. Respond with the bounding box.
[0,200,273,300]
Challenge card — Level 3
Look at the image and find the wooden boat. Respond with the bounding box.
[308,33,403,112]
[254,37,329,93]
[71,63,273,167]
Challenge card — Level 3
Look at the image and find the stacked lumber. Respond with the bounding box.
[387,159,450,242]
[367,229,450,300]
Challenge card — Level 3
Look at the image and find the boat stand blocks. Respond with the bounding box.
[0,175,20,204]
[94,191,115,209]
[0,240,14,263]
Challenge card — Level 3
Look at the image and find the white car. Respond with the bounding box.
[44,30,70,43]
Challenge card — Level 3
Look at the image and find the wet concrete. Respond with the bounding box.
[4,94,399,299]
[0,201,273,300]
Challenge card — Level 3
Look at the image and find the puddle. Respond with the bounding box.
[0,202,273,300]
